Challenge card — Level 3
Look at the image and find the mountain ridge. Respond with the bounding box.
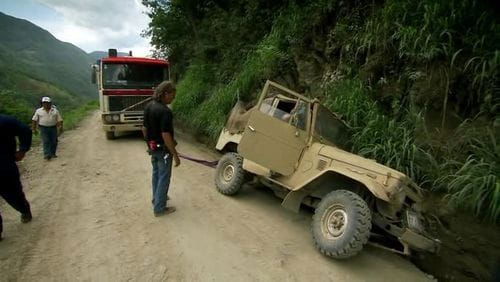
[0,12,95,98]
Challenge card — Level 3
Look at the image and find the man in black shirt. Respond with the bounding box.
[143,81,180,217]
[0,115,33,241]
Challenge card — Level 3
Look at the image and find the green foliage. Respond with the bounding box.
[352,0,500,115]
[323,79,434,185]
[63,100,99,131]
[0,90,34,124]
[325,79,500,222]
[0,69,85,118]
[433,124,500,222]
[169,1,318,140]
[145,0,500,222]
[0,12,96,99]
[0,12,98,129]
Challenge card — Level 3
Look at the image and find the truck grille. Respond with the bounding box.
[108,96,152,112]
[123,113,143,123]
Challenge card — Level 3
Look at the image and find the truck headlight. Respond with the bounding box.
[104,115,113,122]
[112,114,120,122]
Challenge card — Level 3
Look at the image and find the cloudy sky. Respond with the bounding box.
[0,0,153,56]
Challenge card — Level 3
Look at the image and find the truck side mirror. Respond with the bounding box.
[91,65,97,84]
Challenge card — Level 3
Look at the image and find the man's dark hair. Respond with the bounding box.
[153,81,176,102]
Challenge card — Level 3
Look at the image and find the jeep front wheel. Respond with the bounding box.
[312,190,372,259]
[215,153,246,195]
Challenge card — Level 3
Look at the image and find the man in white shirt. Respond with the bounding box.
[32,97,63,160]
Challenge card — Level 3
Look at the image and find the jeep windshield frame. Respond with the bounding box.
[257,81,313,133]
[312,103,352,151]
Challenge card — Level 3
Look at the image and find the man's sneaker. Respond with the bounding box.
[154,206,176,217]
[21,213,32,223]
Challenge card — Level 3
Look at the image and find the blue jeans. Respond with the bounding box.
[40,125,58,158]
[151,150,172,213]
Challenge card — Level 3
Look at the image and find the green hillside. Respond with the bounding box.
[0,12,98,123]
[0,12,95,98]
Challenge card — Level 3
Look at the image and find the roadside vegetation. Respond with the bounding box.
[145,0,499,225]
[0,89,98,138]
[62,100,99,131]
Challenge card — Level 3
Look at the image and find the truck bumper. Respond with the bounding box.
[103,123,142,132]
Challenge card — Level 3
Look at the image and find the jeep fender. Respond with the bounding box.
[317,167,392,202]
[215,129,242,152]
[281,167,393,213]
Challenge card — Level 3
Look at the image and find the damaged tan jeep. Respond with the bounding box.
[214,80,440,259]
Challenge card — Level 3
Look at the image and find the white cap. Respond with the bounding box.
[41,96,51,103]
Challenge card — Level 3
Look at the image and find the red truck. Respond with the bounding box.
[91,49,170,139]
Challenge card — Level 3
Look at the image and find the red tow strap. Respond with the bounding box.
[178,153,219,168]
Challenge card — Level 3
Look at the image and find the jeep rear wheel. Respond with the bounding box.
[312,190,371,259]
[215,153,246,195]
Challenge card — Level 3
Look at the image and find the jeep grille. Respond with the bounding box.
[317,159,327,171]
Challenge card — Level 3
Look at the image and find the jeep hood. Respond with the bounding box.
[318,145,409,182]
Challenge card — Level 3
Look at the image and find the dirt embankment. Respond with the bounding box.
[0,111,431,281]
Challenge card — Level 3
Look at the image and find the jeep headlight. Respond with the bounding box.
[112,114,120,122]
[405,210,424,233]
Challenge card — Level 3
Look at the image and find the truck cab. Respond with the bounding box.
[91,49,169,139]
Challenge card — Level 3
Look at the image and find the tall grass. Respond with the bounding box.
[173,2,320,140]
[325,0,500,221]
[324,79,499,222]
[323,79,435,185]
[353,0,500,114]
[168,0,499,222]
[434,126,499,222]
[62,100,99,131]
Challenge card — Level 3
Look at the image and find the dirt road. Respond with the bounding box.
[0,112,431,281]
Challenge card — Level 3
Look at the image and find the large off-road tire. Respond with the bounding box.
[215,153,246,195]
[312,190,372,259]
[105,131,115,140]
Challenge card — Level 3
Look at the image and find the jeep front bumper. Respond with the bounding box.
[373,212,441,255]
[399,228,440,254]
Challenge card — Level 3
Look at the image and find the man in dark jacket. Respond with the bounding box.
[142,81,180,217]
[0,114,33,241]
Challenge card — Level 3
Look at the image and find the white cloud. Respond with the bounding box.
[34,0,152,56]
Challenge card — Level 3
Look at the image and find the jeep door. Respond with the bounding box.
[238,82,310,175]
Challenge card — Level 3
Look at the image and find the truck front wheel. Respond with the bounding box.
[312,190,372,259]
[105,131,115,140]
[215,153,247,195]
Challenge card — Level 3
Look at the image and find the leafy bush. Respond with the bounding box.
[63,100,99,131]
[0,90,34,124]
[323,79,435,185]
[145,0,500,222]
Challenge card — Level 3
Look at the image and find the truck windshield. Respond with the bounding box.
[102,63,167,89]
[314,105,352,151]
